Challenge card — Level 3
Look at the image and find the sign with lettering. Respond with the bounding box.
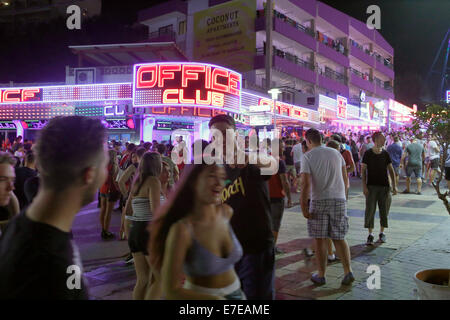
[258,99,311,122]
[336,95,347,119]
[155,121,194,131]
[133,62,241,111]
[25,120,49,130]
[0,121,16,129]
[146,106,249,125]
[103,105,126,117]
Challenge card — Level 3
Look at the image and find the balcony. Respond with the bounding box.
[375,59,395,79]
[148,29,176,43]
[350,45,375,68]
[350,71,375,93]
[374,78,394,99]
[255,48,316,85]
[256,10,316,51]
[317,41,349,67]
[318,69,349,97]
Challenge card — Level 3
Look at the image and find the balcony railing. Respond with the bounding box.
[350,39,394,69]
[349,68,372,82]
[374,77,393,92]
[317,31,348,56]
[256,47,315,71]
[320,68,347,84]
[256,9,315,38]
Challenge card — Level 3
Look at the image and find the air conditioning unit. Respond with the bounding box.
[74,68,100,84]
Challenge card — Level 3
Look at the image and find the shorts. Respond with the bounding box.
[445,167,450,181]
[270,198,284,232]
[128,221,150,255]
[286,165,296,177]
[406,165,422,179]
[307,199,348,240]
[295,162,301,175]
[430,158,439,169]
[392,165,400,176]
[100,191,120,202]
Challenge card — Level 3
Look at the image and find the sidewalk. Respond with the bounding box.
[72,177,450,300]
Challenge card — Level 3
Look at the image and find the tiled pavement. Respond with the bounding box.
[72,178,450,300]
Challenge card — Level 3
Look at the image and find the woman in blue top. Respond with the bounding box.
[150,160,244,300]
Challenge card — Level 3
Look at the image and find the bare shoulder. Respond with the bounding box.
[169,220,192,243]
[147,176,161,187]
[218,203,233,220]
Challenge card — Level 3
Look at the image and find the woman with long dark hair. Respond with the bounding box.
[149,161,245,300]
[125,152,161,300]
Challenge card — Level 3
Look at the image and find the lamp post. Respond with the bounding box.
[268,88,282,138]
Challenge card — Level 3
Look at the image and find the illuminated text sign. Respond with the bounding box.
[104,105,126,117]
[147,106,248,125]
[0,84,132,105]
[133,62,241,111]
[258,99,310,122]
[0,88,42,103]
[336,95,347,119]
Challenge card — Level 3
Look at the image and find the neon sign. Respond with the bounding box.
[133,62,241,111]
[388,99,414,117]
[258,99,310,122]
[155,121,194,131]
[336,95,347,119]
[0,83,132,105]
[147,106,249,125]
[446,90,449,103]
[25,120,49,130]
[0,121,16,129]
[104,105,126,117]
[0,88,42,103]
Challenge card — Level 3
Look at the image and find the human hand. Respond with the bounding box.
[302,211,311,219]
[392,187,397,195]
[363,187,369,197]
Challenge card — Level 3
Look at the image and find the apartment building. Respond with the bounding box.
[138,0,395,110]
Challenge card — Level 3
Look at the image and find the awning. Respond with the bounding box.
[69,42,188,67]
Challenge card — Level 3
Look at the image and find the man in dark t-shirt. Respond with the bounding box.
[361,132,397,246]
[0,116,109,299]
[209,114,277,300]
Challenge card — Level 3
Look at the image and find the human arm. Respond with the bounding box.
[342,165,349,193]
[361,163,368,196]
[388,164,397,195]
[149,177,161,214]
[279,173,292,207]
[344,151,355,175]
[161,222,222,300]
[118,166,134,197]
[300,173,311,219]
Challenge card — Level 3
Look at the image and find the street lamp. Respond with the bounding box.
[268,88,281,137]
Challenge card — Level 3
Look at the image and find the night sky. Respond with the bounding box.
[0,0,448,107]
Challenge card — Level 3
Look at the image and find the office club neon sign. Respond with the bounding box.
[0,88,42,103]
[133,62,241,111]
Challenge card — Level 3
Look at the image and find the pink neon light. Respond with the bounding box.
[182,65,205,87]
[158,64,181,88]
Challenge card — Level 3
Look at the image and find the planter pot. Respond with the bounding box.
[413,269,450,300]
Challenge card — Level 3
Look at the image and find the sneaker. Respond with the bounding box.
[416,191,422,195]
[275,247,285,255]
[402,189,410,194]
[341,272,355,285]
[328,255,339,263]
[102,231,115,240]
[366,234,374,246]
[124,253,134,265]
[303,248,314,257]
[311,273,326,285]
[379,233,386,243]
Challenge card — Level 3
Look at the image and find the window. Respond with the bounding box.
[159,24,173,36]
[178,21,186,35]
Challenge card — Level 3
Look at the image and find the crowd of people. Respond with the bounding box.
[0,114,448,300]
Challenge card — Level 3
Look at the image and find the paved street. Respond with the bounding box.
[73,177,450,300]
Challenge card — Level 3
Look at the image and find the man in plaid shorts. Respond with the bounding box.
[300,128,354,286]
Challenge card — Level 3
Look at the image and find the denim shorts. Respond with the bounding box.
[406,165,422,178]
